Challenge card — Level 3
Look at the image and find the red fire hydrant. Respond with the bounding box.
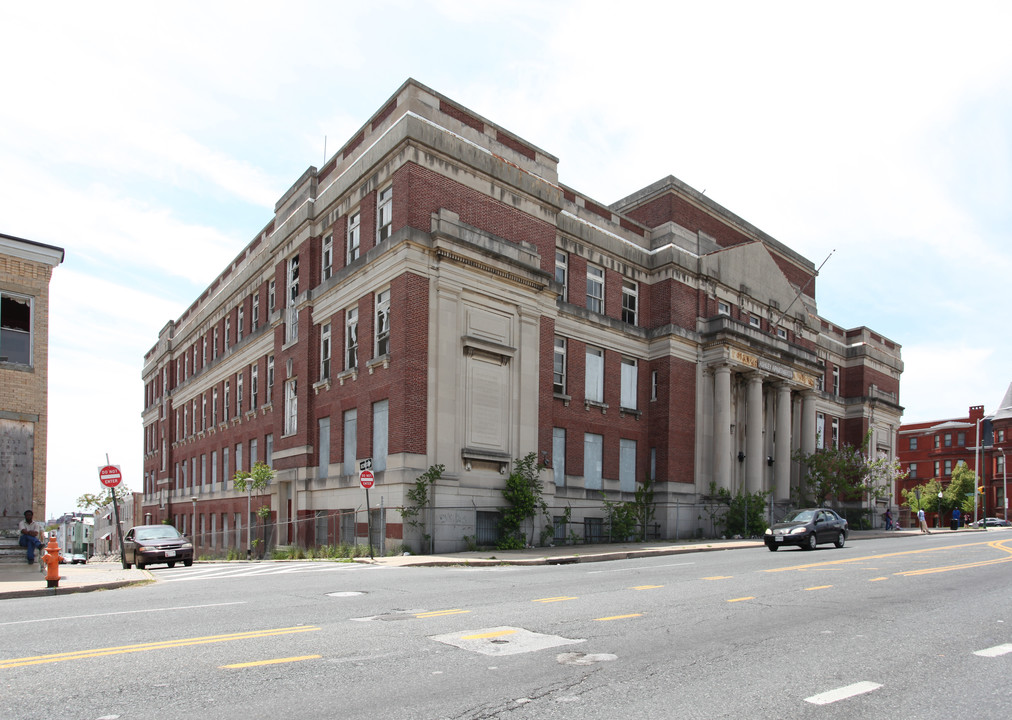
[42,534,61,588]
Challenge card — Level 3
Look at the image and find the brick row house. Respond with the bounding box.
[140,79,904,554]
[897,383,1012,524]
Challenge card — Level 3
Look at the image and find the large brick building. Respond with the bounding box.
[897,383,1012,523]
[1,232,64,533]
[141,79,903,554]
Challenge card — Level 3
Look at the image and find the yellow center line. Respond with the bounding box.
[593,614,643,621]
[0,626,320,670]
[631,585,664,590]
[461,629,517,640]
[805,585,833,591]
[765,540,1008,573]
[532,596,578,603]
[220,655,321,669]
[869,577,889,582]
[415,609,470,618]
[727,597,754,603]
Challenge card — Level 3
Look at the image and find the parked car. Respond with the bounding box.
[70,553,87,564]
[123,525,193,569]
[764,508,849,551]
[972,517,1011,528]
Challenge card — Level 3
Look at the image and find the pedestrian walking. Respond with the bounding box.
[917,507,931,534]
[884,508,893,531]
[951,507,960,531]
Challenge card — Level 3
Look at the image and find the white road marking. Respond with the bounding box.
[587,562,695,574]
[159,562,381,581]
[805,681,882,705]
[974,643,1012,657]
[0,602,246,626]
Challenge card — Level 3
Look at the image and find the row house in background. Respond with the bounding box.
[141,79,904,554]
[897,383,1012,522]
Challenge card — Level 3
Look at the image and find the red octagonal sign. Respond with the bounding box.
[99,465,122,488]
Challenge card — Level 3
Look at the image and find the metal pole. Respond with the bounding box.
[1002,448,1008,523]
[975,418,981,528]
[246,484,252,560]
[107,453,128,570]
[365,487,373,560]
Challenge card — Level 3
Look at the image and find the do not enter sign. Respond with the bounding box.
[359,469,375,489]
[99,465,122,488]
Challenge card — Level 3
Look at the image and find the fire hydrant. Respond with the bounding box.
[42,534,61,588]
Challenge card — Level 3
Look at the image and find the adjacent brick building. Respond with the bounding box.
[897,383,1012,523]
[1,232,64,534]
[140,80,904,554]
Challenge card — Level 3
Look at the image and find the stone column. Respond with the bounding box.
[745,374,764,493]
[774,383,792,500]
[713,365,732,492]
[800,392,818,500]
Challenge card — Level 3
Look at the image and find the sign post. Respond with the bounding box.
[99,460,128,569]
[359,459,374,560]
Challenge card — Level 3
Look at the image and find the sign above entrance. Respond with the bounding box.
[729,349,816,388]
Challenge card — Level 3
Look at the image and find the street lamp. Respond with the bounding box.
[999,447,1008,523]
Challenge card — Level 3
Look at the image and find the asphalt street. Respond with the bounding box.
[2,532,1010,720]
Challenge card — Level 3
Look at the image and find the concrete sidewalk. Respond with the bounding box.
[0,561,151,600]
[0,526,968,599]
[362,527,928,567]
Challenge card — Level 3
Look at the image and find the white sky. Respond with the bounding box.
[3,1,1010,518]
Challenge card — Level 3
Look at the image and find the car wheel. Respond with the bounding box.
[183,558,193,567]
[167,561,176,568]
[804,533,817,550]
[834,531,846,548]
[767,544,778,552]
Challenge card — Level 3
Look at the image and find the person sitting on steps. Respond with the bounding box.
[18,510,46,564]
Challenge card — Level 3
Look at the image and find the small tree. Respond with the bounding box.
[793,430,902,508]
[902,478,943,514]
[234,462,274,556]
[77,485,134,512]
[400,464,444,554]
[601,475,657,542]
[944,461,978,516]
[498,452,549,550]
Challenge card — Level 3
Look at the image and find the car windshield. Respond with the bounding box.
[781,509,815,523]
[134,527,182,541]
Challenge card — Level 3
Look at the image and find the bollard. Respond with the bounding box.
[42,534,61,588]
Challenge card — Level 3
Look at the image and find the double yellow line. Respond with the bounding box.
[0,626,320,670]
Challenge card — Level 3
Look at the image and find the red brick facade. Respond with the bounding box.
[140,80,903,553]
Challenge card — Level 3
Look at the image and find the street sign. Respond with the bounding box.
[359,469,375,489]
[99,465,122,488]
[359,458,373,471]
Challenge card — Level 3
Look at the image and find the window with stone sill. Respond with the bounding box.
[376,187,393,243]
[375,289,390,358]
[347,211,361,263]
[586,265,604,314]
[322,233,333,282]
[1,292,34,366]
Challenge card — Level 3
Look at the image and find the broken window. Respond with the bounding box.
[0,293,32,366]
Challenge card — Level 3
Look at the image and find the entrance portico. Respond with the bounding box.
[707,349,818,501]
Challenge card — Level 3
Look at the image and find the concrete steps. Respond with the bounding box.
[0,536,31,564]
